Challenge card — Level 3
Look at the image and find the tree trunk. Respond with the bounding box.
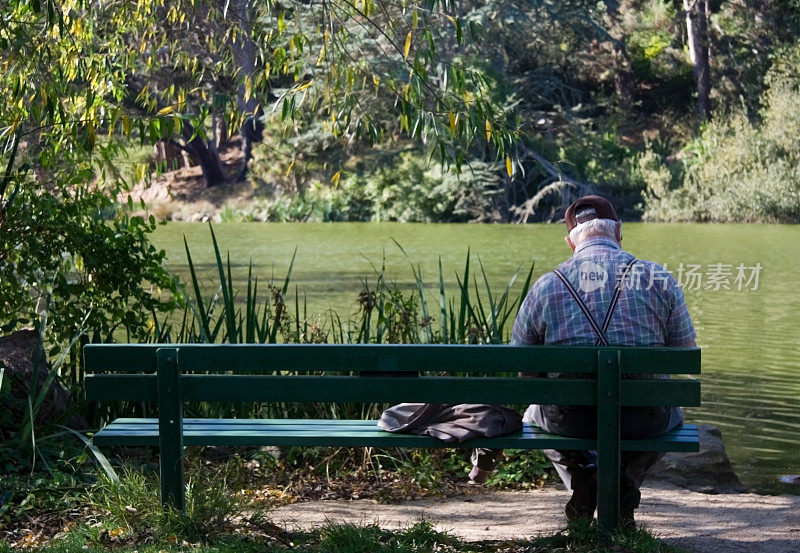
[207,112,227,171]
[126,74,227,187]
[212,113,228,149]
[229,0,263,182]
[606,0,634,105]
[684,0,711,121]
[179,123,226,187]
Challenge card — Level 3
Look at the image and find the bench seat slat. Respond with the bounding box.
[92,419,699,452]
[104,418,701,438]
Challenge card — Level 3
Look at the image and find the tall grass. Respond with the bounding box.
[160,223,533,347]
[89,458,272,543]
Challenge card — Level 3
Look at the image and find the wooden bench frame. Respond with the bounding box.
[85,343,701,532]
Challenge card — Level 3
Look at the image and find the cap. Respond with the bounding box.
[564,195,619,232]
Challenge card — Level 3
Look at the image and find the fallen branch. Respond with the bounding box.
[510,147,599,223]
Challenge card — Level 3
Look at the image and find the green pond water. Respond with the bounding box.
[151,222,800,494]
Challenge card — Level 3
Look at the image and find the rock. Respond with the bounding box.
[189,212,210,222]
[0,329,87,434]
[649,424,747,494]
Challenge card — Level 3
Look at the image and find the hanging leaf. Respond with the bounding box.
[404,32,412,60]
[244,76,252,102]
[485,120,492,142]
[449,112,456,138]
[331,170,342,188]
[506,156,513,177]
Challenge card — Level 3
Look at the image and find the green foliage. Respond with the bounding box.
[90,458,271,543]
[0,183,178,458]
[534,518,691,553]
[626,0,691,87]
[0,1,183,373]
[343,153,502,223]
[643,42,800,222]
[710,0,800,114]
[0,509,687,553]
[316,521,458,553]
[1,519,462,553]
[249,140,504,222]
[0,448,92,526]
[0,183,179,347]
[485,449,551,488]
[382,447,551,492]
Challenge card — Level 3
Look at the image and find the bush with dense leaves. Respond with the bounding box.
[642,43,800,222]
[0,185,180,348]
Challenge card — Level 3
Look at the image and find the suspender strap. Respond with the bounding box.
[553,269,609,345]
[601,260,639,332]
[553,259,638,346]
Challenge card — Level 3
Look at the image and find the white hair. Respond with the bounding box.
[568,218,620,245]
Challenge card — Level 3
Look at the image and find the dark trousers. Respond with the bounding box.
[525,404,683,511]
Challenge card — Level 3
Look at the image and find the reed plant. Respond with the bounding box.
[165,224,533,348]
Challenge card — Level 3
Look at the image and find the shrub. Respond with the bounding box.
[643,42,800,222]
[247,148,503,223]
[0,185,180,349]
[345,152,502,223]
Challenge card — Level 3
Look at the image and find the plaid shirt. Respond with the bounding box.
[511,237,696,347]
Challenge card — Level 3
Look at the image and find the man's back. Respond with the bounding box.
[511,236,695,348]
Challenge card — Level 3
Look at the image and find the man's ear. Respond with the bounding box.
[615,222,622,244]
[565,235,576,251]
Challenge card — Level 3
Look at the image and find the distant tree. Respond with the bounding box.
[113,0,522,187]
[604,0,634,105]
[683,0,711,120]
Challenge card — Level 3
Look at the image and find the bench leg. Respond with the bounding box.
[159,438,185,510]
[158,348,185,511]
[597,350,621,533]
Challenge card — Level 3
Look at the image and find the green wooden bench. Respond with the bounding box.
[84,343,701,531]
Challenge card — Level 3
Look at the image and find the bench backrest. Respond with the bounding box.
[84,344,700,408]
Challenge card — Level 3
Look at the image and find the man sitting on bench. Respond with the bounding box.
[510,195,697,527]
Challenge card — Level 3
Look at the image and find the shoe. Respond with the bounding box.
[565,468,597,522]
[468,466,490,485]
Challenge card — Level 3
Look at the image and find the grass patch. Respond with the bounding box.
[0,519,689,553]
[528,518,691,553]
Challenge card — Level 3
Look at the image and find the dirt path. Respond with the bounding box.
[272,482,800,553]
